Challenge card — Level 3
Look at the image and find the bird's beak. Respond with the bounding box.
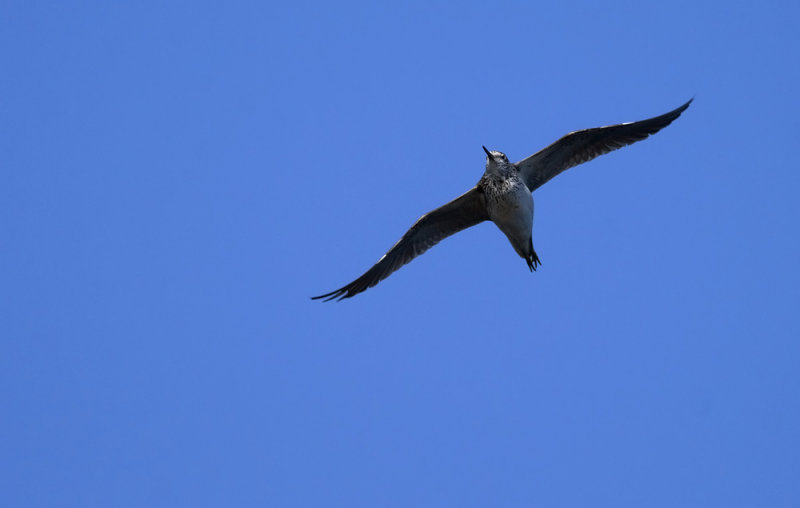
[482,145,493,159]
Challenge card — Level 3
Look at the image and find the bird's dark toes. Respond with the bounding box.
[532,250,542,269]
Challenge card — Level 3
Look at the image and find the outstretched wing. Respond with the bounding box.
[312,186,489,301]
[516,99,692,192]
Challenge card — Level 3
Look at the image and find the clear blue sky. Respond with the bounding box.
[3,1,799,506]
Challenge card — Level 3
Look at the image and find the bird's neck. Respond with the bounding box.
[485,163,517,178]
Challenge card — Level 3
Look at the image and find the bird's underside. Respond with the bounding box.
[313,99,692,301]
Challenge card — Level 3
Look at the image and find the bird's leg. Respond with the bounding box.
[526,253,541,271]
[531,248,541,270]
[525,238,542,272]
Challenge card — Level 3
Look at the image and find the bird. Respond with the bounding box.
[313,99,692,301]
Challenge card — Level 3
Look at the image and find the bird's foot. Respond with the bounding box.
[526,249,542,272]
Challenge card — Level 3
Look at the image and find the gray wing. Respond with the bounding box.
[312,186,489,301]
[516,99,692,192]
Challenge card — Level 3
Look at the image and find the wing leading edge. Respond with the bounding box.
[517,99,692,192]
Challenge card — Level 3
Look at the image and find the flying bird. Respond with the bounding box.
[313,99,692,301]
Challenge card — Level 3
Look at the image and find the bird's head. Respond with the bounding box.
[483,145,509,170]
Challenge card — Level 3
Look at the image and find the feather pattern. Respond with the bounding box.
[516,99,692,192]
[312,187,489,301]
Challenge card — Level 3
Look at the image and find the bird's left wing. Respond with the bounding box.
[312,186,488,301]
[516,99,692,192]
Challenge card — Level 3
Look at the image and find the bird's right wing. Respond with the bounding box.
[312,186,489,301]
[516,99,692,192]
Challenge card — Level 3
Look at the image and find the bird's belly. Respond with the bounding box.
[487,183,533,248]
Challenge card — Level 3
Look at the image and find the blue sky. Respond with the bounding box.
[2,1,800,506]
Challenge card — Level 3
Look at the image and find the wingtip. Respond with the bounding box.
[657,98,693,126]
[311,290,337,301]
[311,288,352,302]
